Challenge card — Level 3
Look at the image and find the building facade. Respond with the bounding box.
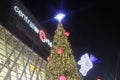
[0,0,52,80]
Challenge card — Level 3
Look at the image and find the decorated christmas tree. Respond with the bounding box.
[46,14,83,80]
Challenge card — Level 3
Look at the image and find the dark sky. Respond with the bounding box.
[21,0,120,79]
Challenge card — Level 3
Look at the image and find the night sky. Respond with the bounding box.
[21,0,120,79]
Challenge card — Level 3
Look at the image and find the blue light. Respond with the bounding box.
[54,13,65,22]
[90,54,98,62]
[90,54,101,63]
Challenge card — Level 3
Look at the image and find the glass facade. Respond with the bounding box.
[0,24,47,80]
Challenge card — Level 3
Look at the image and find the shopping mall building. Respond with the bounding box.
[0,0,52,80]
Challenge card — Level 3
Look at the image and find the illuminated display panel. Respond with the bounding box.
[77,53,93,76]
[0,25,47,80]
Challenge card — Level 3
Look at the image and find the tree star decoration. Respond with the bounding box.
[54,13,65,22]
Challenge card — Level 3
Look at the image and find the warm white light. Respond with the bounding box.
[77,53,93,76]
[54,13,65,22]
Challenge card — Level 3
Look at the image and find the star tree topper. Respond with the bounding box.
[54,13,65,22]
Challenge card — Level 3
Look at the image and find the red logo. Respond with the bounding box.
[39,30,46,43]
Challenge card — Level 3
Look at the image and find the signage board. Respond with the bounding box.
[13,5,52,47]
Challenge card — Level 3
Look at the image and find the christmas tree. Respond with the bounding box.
[46,14,83,80]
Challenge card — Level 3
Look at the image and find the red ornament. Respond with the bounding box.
[96,78,101,80]
[57,48,63,54]
[59,75,66,80]
[65,32,70,37]
[47,56,50,61]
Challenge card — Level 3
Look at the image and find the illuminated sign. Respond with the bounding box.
[39,30,46,43]
[39,30,52,47]
[77,53,93,76]
[14,5,39,34]
[13,5,52,47]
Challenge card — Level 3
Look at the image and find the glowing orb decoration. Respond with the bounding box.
[59,75,66,80]
[65,32,70,37]
[77,53,93,76]
[57,48,63,54]
[54,13,65,22]
[96,78,101,80]
[47,56,50,61]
